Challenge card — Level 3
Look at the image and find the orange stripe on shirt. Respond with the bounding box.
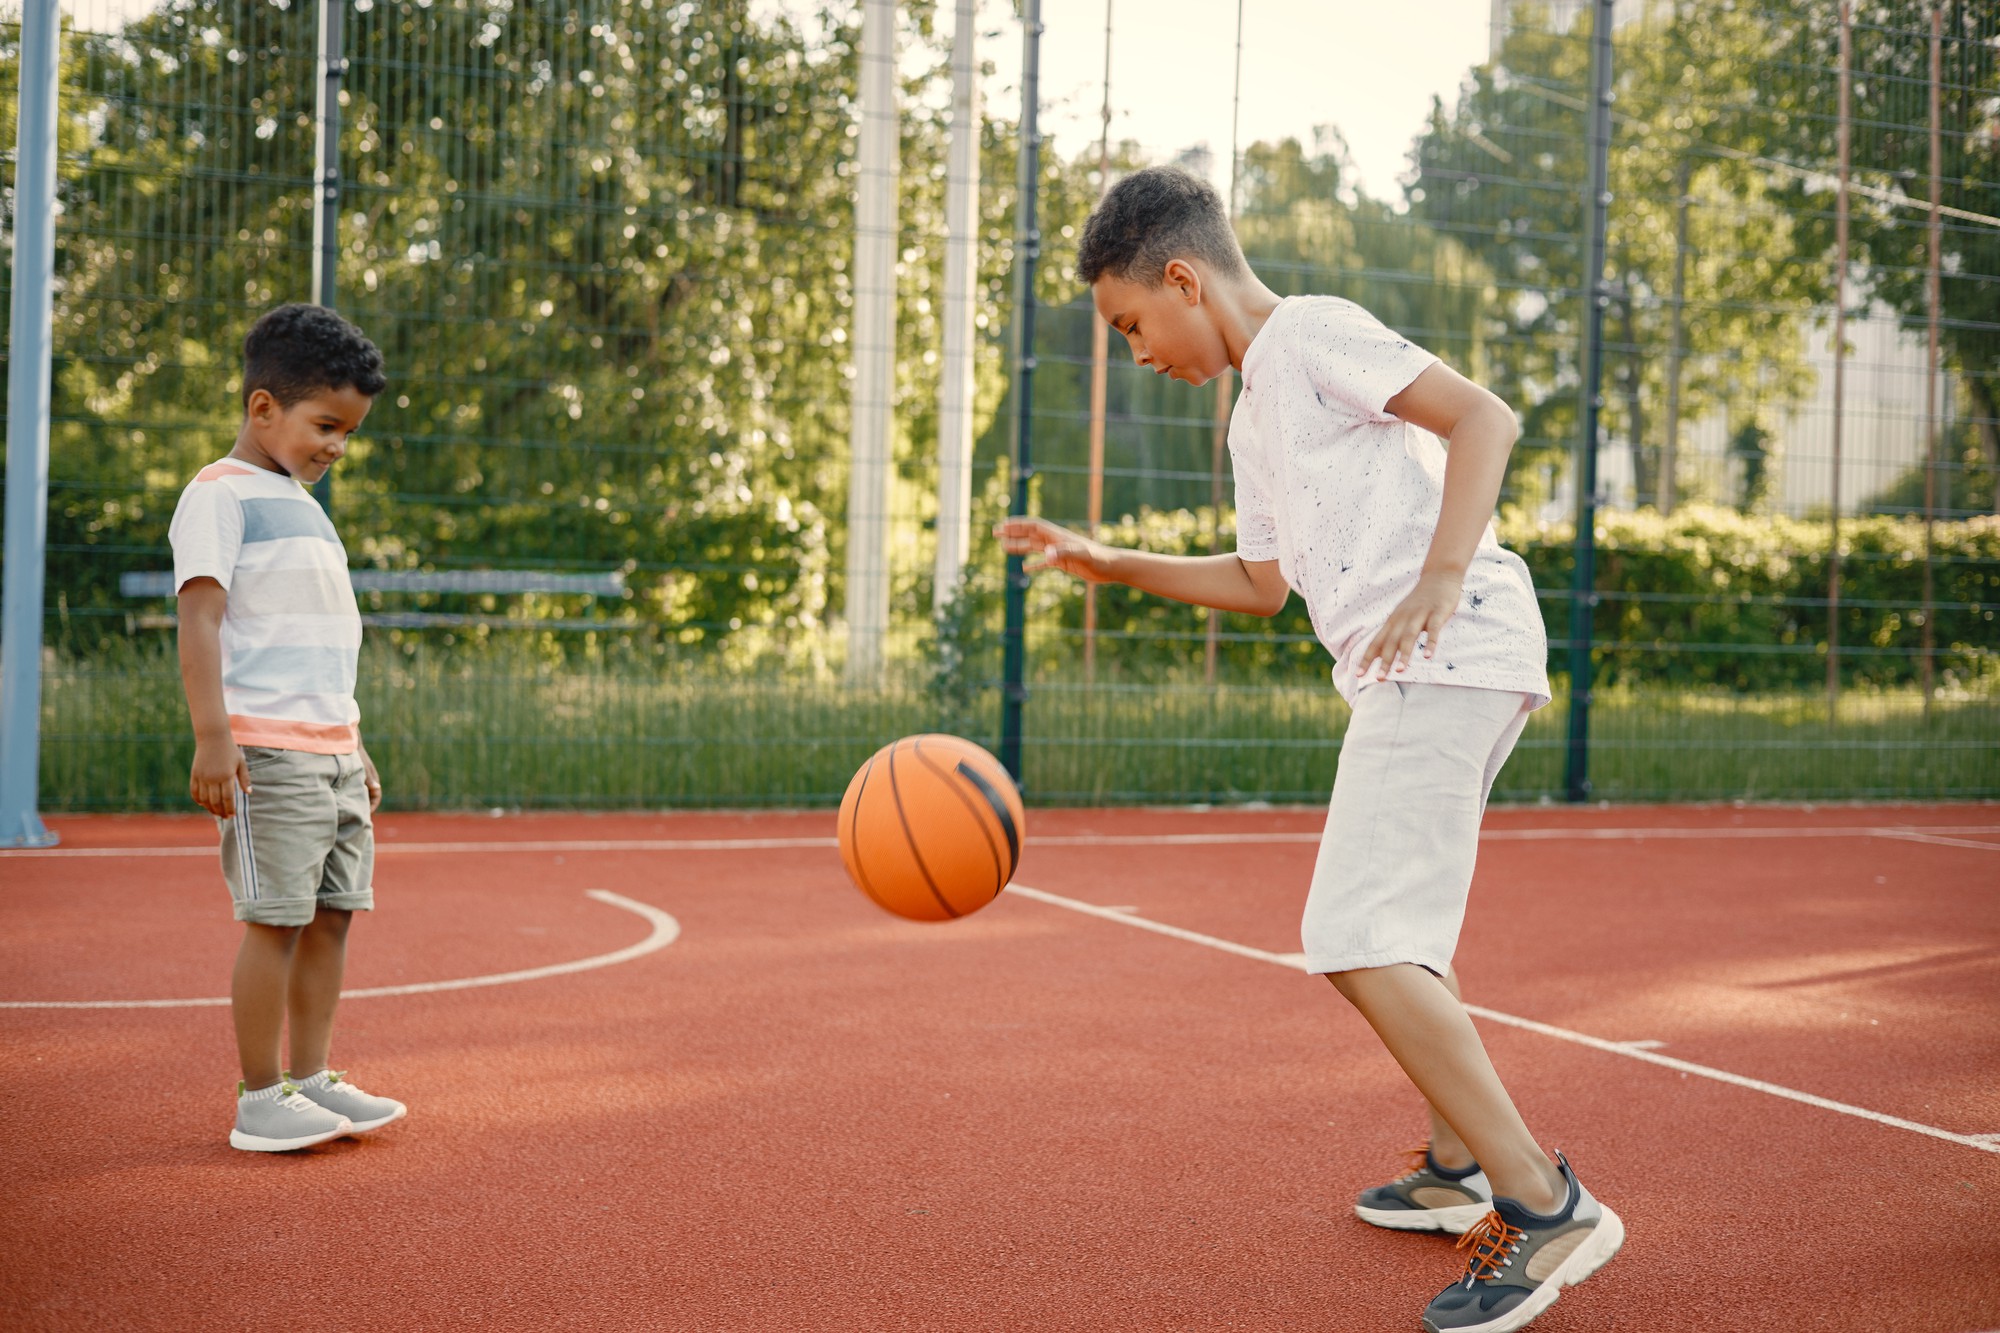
[228,714,360,755]
[195,461,260,483]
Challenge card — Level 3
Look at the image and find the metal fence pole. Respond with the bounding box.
[932,0,980,618]
[309,0,344,513]
[843,0,898,683]
[999,0,1042,784]
[0,0,61,848]
[1564,0,1615,804]
[1827,0,1851,717]
[1920,1,1941,722]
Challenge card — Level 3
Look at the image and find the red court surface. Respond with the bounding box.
[4,804,1998,1332]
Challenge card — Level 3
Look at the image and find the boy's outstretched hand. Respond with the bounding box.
[994,517,1118,583]
[1360,567,1464,680]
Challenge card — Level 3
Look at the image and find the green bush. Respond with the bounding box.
[1015,505,1998,691]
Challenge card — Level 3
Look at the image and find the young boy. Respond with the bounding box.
[170,303,406,1152]
[998,167,1622,1333]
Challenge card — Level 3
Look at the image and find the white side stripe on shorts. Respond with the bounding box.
[234,787,259,901]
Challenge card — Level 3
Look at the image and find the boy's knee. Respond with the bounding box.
[305,906,354,937]
[242,920,305,952]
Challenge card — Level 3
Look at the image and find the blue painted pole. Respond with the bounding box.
[0,0,61,848]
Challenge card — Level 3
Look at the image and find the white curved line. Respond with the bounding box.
[0,890,677,1010]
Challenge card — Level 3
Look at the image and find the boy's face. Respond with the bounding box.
[1092,260,1230,387]
[240,385,374,485]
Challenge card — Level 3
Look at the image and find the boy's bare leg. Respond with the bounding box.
[1328,963,1566,1213]
[232,923,303,1089]
[1420,966,1477,1170]
[286,907,353,1079]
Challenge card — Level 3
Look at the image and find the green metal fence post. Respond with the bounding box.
[1000,0,1042,786]
[1565,0,1615,804]
[309,0,344,514]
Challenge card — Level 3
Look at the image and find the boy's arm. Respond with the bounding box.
[177,577,250,817]
[1358,362,1520,679]
[993,517,1289,616]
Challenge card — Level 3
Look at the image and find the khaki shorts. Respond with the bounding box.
[1301,681,1533,976]
[219,746,375,927]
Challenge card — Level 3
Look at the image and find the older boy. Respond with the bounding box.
[998,167,1621,1333]
[171,303,405,1152]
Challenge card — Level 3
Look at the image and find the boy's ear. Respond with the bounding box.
[1162,258,1201,305]
[245,387,280,423]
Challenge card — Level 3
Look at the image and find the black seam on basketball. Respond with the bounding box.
[951,757,1020,879]
[887,744,959,919]
[845,755,897,916]
[910,738,1005,898]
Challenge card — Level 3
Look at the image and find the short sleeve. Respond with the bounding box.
[1229,441,1279,562]
[169,476,244,592]
[1295,299,1439,422]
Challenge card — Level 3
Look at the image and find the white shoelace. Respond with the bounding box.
[275,1089,323,1114]
[321,1073,370,1097]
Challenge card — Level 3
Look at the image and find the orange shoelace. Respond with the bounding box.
[1402,1145,1433,1173]
[1455,1211,1526,1281]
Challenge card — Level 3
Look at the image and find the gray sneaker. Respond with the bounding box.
[230,1080,354,1152]
[288,1069,407,1134]
[1420,1153,1623,1333]
[1356,1144,1493,1235]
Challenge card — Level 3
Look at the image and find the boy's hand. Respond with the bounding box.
[360,746,383,813]
[993,517,1117,583]
[1361,568,1465,681]
[190,737,250,819]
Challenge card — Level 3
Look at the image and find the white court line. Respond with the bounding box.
[0,890,677,1010]
[1007,884,2000,1158]
[1870,830,2000,852]
[8,824,2000,859]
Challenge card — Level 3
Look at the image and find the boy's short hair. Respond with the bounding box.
[242,303,387,407]
[1076,165,1249,288]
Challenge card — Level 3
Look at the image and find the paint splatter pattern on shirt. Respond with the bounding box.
[1229,296,1551,708]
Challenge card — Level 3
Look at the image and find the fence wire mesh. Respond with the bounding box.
[3,0,1995,811]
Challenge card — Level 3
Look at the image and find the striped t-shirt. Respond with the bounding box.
[168,457,363,754]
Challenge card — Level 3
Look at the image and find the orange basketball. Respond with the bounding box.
[837,734,1025,922]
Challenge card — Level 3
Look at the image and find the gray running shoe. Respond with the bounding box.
[1356,1144,1494,1235]
[288,1069,407,1134]
[230,1080,353,1152]
[1421,1153,1624,1333]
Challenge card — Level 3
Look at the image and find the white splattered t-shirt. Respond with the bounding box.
[1230,295,1551,708]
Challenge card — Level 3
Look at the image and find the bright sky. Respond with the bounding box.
[61,0,1495,202]
[985,0,1497,204]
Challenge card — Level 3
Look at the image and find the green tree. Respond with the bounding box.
[1410,2,1830,509]
[1765,0,2000,515]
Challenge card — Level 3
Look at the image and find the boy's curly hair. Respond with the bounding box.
[242,303,387,407]
[1076,165,1249,288]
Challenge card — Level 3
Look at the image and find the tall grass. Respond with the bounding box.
[38,639,1999,811]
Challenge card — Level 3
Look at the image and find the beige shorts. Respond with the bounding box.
[219,746,375,927]
[1301,681,1533,976]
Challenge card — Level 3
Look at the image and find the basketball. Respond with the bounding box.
[837,734,1026,922]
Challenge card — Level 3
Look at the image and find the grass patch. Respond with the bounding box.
[37,640,2000,811]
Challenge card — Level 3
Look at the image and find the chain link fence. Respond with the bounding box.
[4,0,1995,811]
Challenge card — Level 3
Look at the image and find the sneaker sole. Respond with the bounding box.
[1421,1205,1626,1333]
[229,1120,353,1152]
[1355,1201,1489,1235]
